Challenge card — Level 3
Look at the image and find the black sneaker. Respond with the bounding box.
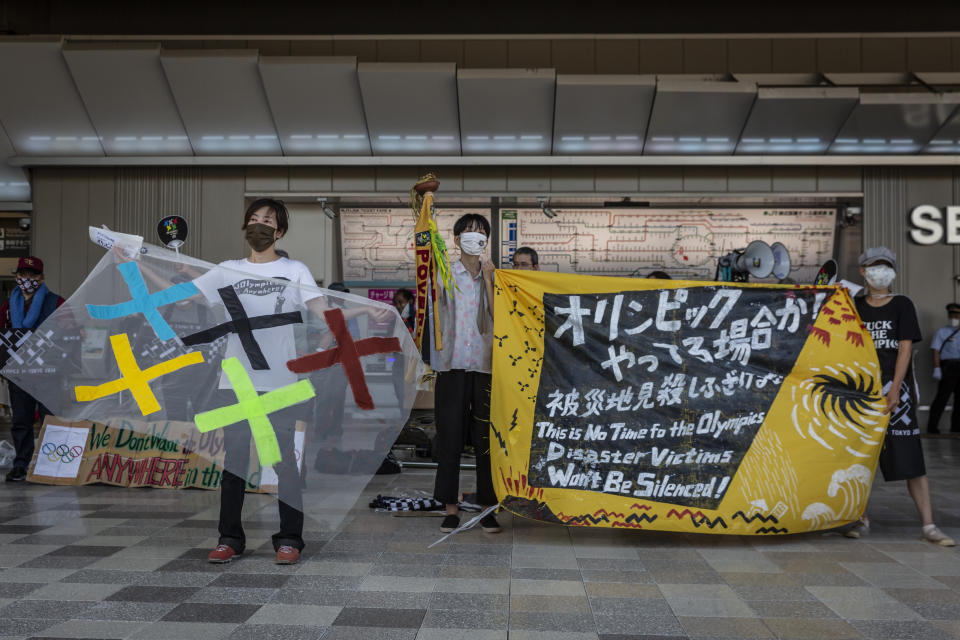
[4,467,26,482]
[440,514,460,533]
[480,513,501,533]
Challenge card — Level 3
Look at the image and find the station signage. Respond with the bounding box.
[909,205,960,245]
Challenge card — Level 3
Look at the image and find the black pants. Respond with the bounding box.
[928,360,960,433]
[218,394,304,553]
[8,381,50,470]
[433,370,497,506]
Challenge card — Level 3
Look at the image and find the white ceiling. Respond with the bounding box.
[3,39,960,201]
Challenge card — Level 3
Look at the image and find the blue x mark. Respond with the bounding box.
[86,262,199,341]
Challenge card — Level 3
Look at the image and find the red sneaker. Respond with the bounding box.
[275,545,300,565]
[208,544,237,564]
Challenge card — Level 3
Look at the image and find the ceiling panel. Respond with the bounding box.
[644,79,757,154]
[553,75,655,154]
[63,43,191,156]
[160,49,281,155]
[259,56,371,155]
[458,69,555,155]
[922,104,960,153]
[358,63,460,155]
[0,127,30,201]
[0,39,103,156]
[736,87,858,154]
[829,93,960,154]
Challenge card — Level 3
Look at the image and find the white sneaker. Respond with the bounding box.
[922,524,956,547]
[844,516,870,539]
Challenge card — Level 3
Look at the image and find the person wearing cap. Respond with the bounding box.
[848,246,954,546]
[0,257,65,482]
[927,302,960,434]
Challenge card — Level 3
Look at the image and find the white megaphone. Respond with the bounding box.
[734,240,775,279]
[770,242,791,280]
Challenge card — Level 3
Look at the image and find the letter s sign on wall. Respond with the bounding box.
[909,205,960,245]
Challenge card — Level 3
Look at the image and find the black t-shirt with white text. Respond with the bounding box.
[855,295,922,384]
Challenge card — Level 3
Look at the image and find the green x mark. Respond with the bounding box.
[194,357,316,467]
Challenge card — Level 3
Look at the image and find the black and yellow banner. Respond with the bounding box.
[491,271,887,534]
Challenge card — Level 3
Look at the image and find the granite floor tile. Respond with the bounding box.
[226,623,327,640]
[510,594,592,613]
[74,600,178,621]
[357,575,437,592]
[186,587,278,604]
[589,596,674,617]
[744,599,837,618]
[333,606,426,628]
[295,561,372,576]
[428,592,507,611]
[23,581,125,601]
[678,616,774,638]
[883,587,960,604]
[848,619,956,640]
[415,629,506,640]
[510,611,598,632]
[0,581,42,597]
[761,617,864,640]
[584,582,663,598]
[248,604,343,627]
[60,569,152,584]
[510,578,587,596]
[322,627,417,640]
[0,598,94,618]
[594,613,686,636]
[421,608,509,630]
[905,602,960,620]
[509,633,599,640]
[0,616,60,636]
[344,591,433,610]
[161,602,262,623]
[432,578,510,594]
[35,619,148,638]
[511,567,584,581]
[130,621,239,639]
[106,585,199,602]
[806,585,922,620]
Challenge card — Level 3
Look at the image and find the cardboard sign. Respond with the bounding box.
[491,270,887,534]
[27,415,305,493]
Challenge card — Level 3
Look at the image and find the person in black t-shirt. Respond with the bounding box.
[849,247,954,547]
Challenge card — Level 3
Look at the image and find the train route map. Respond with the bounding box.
[340,207,488,284]
[510,208,836,281]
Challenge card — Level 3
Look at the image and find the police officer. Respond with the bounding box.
[928,302,960,434]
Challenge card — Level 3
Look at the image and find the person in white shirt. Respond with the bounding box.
[430,214,501,534]
[201,199,387,565]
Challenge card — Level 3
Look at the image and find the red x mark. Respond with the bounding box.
[286,308,402,410]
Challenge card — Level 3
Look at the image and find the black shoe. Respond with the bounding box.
[4,467,26,482]
[440,514,460,533]
[480,513,502,533]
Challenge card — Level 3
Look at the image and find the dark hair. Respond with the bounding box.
[453,213,490,237]
[328,282,350,293]
[647,270,672,280]
[393,288,414,303]
[243,198,289,237]
[513,247,539,266]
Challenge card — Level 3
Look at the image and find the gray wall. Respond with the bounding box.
[31,167,246,295]
[863,167,960,414]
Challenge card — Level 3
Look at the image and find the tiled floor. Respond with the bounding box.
[0,437,958,640]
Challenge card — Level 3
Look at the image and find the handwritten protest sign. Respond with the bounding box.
[490,271,887,534]
[27,415,303,493]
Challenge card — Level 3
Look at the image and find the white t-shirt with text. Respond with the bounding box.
[193,257,320,391]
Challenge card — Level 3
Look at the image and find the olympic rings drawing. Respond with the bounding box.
[40,442,84,463]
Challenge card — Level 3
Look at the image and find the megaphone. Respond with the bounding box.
[735,240,775,279]
[770,242,791,280]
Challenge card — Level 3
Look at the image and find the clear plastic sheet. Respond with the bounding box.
[2,239,425,535]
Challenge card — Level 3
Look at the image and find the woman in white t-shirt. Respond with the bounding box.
[200,198,387,565]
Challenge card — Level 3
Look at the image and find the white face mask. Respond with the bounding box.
[459,231,487,256]
[864,265,896,290]
[951,318,959,328]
